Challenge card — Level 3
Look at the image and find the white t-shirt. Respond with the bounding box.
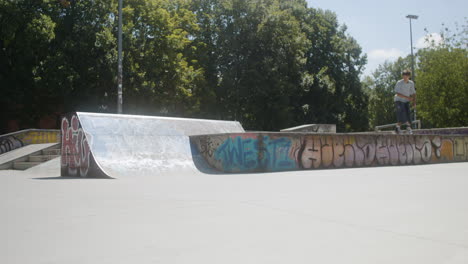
[394,79,415,102]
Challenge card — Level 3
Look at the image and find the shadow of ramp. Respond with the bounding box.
[32,176,104,180]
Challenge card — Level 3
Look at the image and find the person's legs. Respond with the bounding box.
[395,102,405,133]
[403,102,413,133]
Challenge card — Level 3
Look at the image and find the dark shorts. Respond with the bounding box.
[395,101,411,124]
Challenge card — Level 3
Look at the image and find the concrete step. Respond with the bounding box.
[29,155,60,162]
[13,161,42,170]
[42,149,61,155]
[0,143,61,171]
[0,163,12,170]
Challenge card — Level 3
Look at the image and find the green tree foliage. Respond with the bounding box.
[189,0,367,131]
[44,0,117,113]
[121,0,203,116]
[0,0,117,128]
[189,0,309,129]
[416,24,468,127]
[0,0,57,127]
[298,8,368,131]
[1,0,368,132]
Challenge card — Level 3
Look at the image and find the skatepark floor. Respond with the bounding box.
[1,159,468,264]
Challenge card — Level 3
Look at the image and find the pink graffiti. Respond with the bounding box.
[61,115,91,177]
[300,137,321,169]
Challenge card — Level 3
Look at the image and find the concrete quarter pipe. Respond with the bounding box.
[61,112,468,178]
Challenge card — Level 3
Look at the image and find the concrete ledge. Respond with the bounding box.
[191,132,468,173]
[413,127,468,135]
[0,129,60,154]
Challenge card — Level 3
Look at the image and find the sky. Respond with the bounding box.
[305,0,467,77]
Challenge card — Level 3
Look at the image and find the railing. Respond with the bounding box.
[375,120,421,132]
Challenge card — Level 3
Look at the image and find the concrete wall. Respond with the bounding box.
[0,129,60,154]
[191,133,468,173]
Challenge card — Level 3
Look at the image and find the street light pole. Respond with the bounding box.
[117,0,123,114]
[406,14,418,128]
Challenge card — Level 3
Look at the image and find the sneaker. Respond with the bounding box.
[395,125,402,134]
[406,126,413,134]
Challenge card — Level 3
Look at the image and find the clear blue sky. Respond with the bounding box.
[306,0,467,77]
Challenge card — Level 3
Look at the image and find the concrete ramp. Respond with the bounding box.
[61,112,244,178]
[61,112,468,177]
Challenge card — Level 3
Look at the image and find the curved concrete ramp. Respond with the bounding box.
[61,112,244,178]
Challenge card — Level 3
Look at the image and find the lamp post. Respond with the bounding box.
[406,14,418,128]
[117,0,123,114]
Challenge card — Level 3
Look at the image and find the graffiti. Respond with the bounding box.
[215,136,257,171]
[454,138,468,161]
[0,130,59,154]
[19,131,59,145]
[61,115,92,177]
[193,133,468,173]
[261,136,296,170]
[197,136,222,159]
[212,136,296,172]
[298,136,321,169]
[0,136,24,154]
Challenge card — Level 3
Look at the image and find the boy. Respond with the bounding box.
[394,69,416,134]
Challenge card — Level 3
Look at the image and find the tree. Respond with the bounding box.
[297,8,368,131]
[190,0,310,130]
[41,0,117,113]
[0,0,57,130]
[416,22,468,127]
[1,0,370,133]
[121,0,203,116]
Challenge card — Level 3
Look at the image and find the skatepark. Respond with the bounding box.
[2,0,467,261]
[1,112,468,263]
[59,112,468,178]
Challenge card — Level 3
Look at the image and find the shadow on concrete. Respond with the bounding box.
[32,176,109,180]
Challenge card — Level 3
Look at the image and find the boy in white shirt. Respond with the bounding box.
[394,69,416,134]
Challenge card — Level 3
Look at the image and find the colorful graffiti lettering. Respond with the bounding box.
[0,130,59,154]
[61,115,91,177]
[213,136,296,172]
[19,131,59,145]
[214,136,258,171]
[192,133,468,173]
[0,136,24,154]
[260,137,296,170]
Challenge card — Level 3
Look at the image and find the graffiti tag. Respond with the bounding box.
[61,115,91,177]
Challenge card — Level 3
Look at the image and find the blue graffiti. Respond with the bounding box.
[214,136,296,172]
[262,137,296,170]
[214,137,258,171]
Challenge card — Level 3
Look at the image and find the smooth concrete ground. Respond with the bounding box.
[1,159,468,264]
